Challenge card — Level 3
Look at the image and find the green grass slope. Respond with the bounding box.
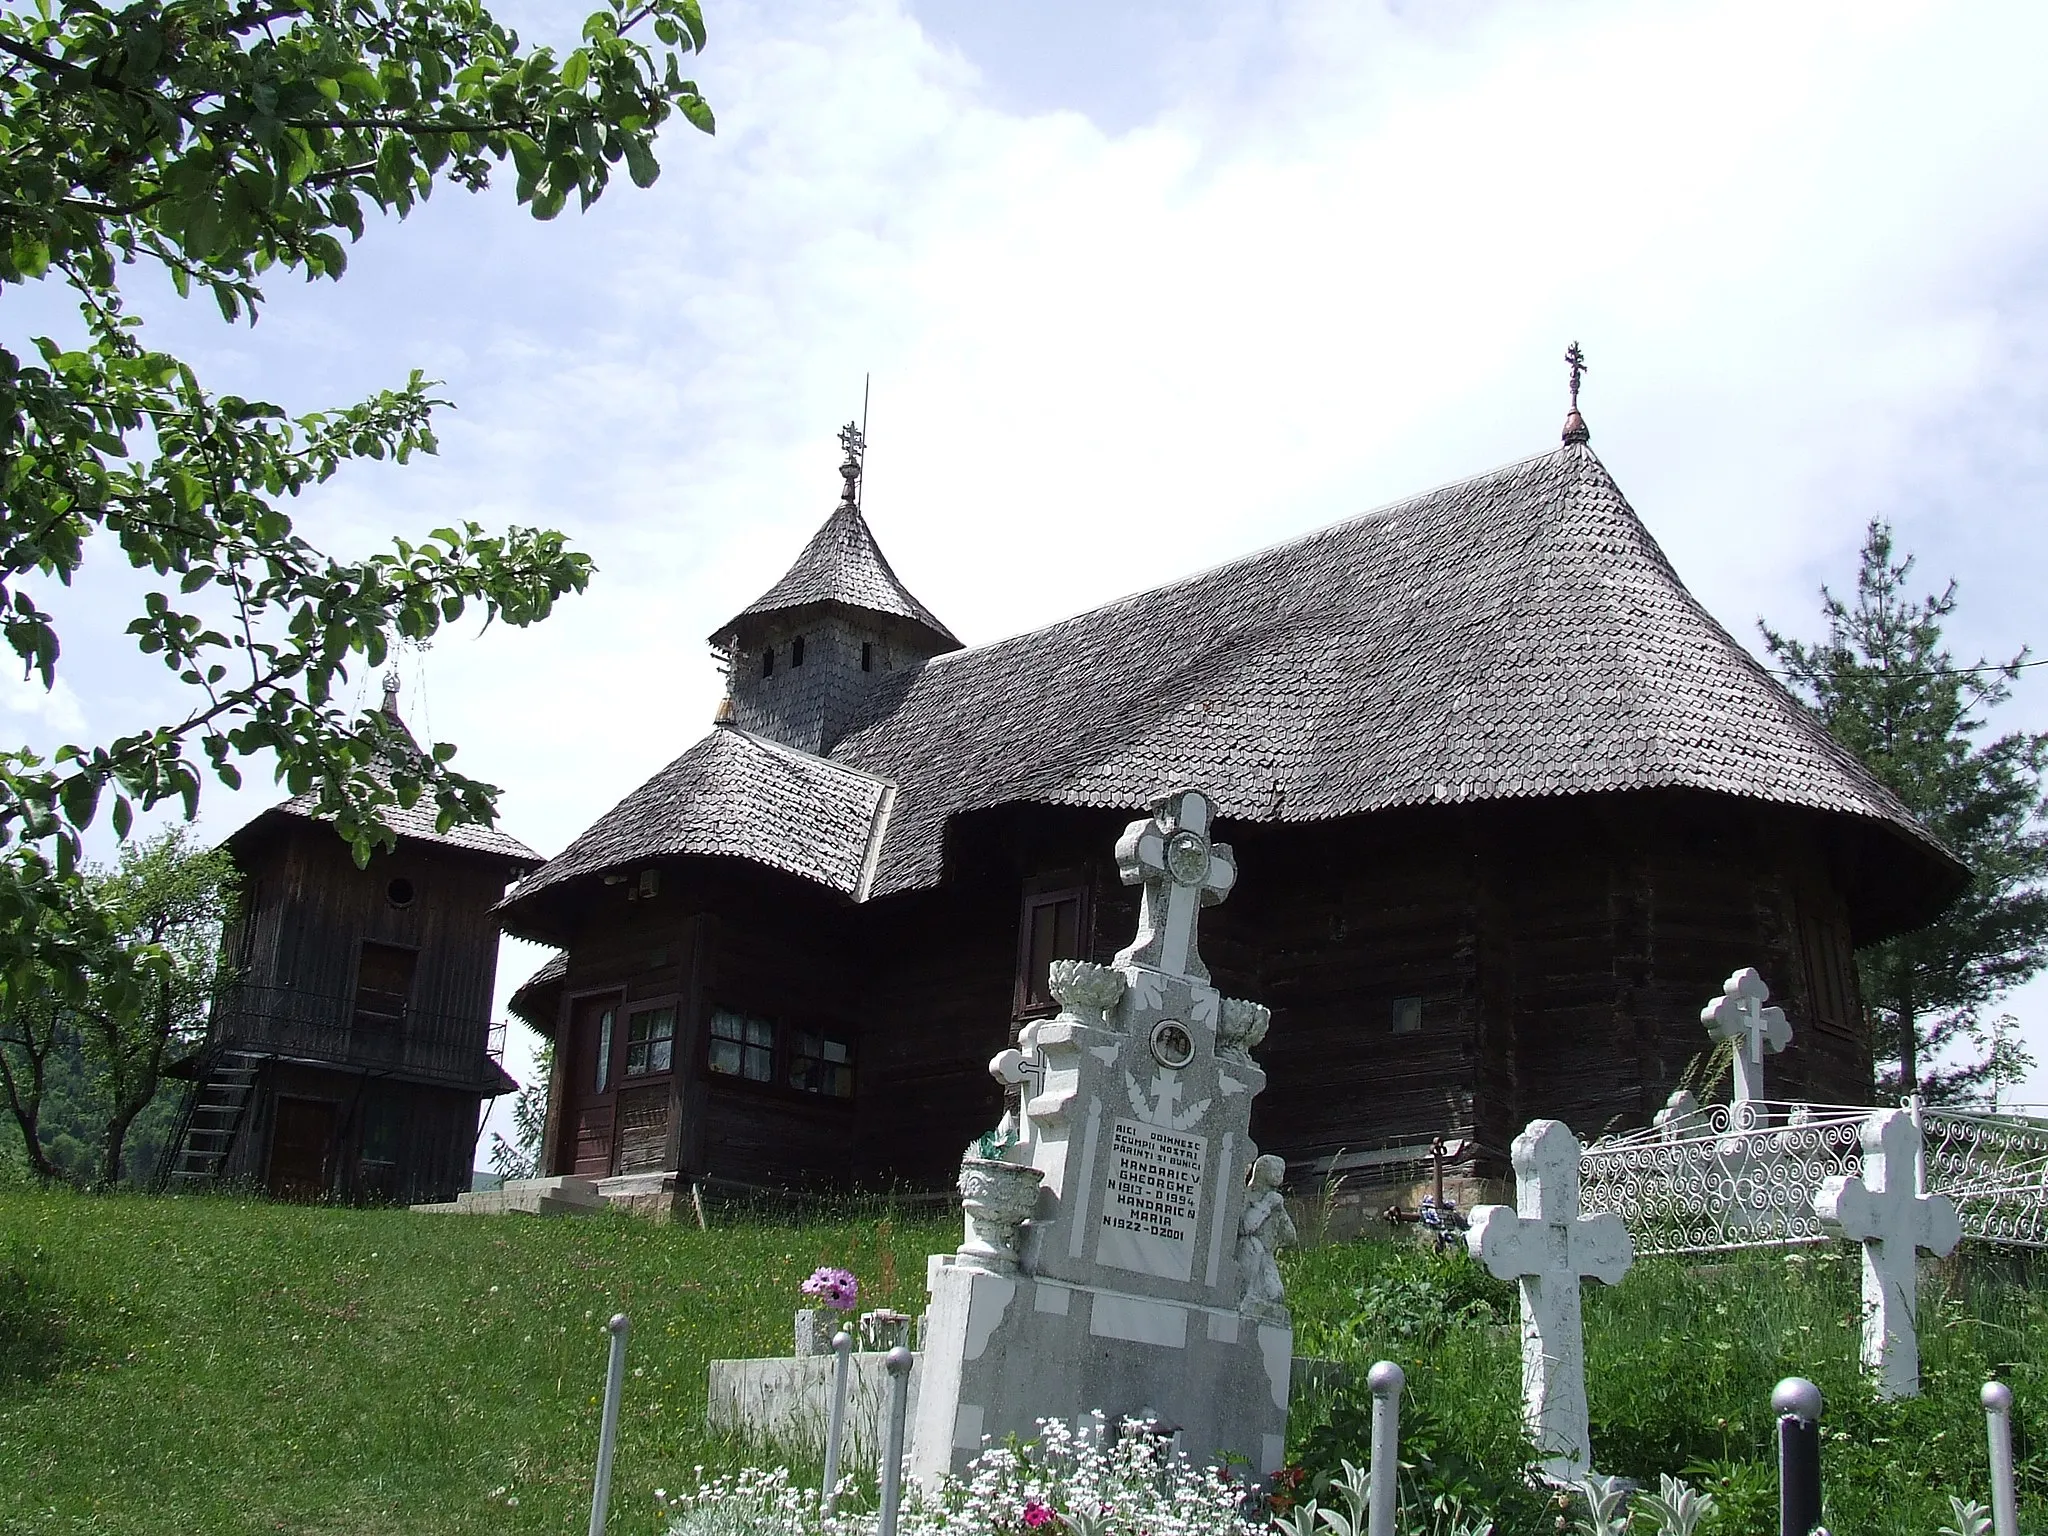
[1,1189,947,1536]
[4,1189,2046,1535]
[1286,1238,2048,1535]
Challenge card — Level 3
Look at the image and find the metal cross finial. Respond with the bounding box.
[1565,341,1588,408]
[837,421,865,506]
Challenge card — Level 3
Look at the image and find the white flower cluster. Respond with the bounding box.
[660,1419,1263,1536]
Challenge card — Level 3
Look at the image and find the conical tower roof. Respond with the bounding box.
[711,426,959,653]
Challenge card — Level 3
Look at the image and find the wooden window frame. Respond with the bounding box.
[704,1000,858,1106]
[1014,872,1090,1019]
[622,996,682,1079]
[349,938,419,1032]
[787,1026,856,1100]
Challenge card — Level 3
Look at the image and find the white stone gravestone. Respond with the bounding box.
[1813,1107,1961,1399]
[908,789,1293,1489]
[1466,1119,1633,1483]
[1701,967,1792,1110]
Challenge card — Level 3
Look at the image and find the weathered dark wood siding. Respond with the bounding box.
[533,790,1878,1191]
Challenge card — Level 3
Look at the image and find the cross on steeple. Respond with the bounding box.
[838,421,865,506]
[1113,789,1238,982]
[1562,342,1591,445]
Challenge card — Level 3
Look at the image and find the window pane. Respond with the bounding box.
[595,1008,614,1092]
[625,1007,676,1078]
[791,1030,855,1098]
[710,1009,774,1081]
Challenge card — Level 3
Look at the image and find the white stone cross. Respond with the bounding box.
[1113,789,1238,983]
[1467,1119,1634,1482]
[1813,1108,1961,1399]
[1702,967,1792,1105]
[989,1045,1045,1098]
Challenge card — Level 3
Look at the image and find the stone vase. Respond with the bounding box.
[1047,959,1126,1024]
[957,1156,1045,1274]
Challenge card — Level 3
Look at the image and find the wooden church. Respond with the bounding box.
[498,394,1963,1203]
[159,676,537,1204]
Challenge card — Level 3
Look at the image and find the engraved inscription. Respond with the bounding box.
[1097,1118,1208,1282]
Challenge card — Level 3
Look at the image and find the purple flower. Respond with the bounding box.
[801,1266,860,1312]
[1021,1499,1054,1528]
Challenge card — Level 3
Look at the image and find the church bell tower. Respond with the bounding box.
[710,424,960,754]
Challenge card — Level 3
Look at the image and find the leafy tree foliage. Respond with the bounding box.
[1763,522,2048,1102]
[0,825,236,1185]
[0,0,713,1055]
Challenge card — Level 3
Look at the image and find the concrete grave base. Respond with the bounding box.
[709,1352,923,1469]
[908,1256,1291,1488]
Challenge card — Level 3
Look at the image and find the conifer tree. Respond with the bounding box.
[1762,522,2048,1102]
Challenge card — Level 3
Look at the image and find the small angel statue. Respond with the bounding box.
[1236,1154,1296,1321]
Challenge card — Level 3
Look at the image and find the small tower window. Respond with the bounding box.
[860,642,873,672]
[1391,996,1423,1034]
[791,635,806,667]
[761,648,774,678]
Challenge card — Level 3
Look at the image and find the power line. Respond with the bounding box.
[1763,655,2045,685]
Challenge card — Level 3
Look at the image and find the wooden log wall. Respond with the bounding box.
[221,824,513,1067]
[221,1063,478,1204]
[529,791,1880,1194]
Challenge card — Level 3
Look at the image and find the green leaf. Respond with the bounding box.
[679,0,708,49]
[624,138,659,188]
[678,91,715,134]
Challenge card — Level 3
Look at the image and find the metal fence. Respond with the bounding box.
[1578,1099,2048,1257]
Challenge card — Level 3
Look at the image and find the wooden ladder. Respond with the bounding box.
[158,1050,263,1190]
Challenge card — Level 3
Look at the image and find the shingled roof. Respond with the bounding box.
[512,723,895,903]
[713,501,961,652]
[504,435,1959,934]
[227,683,540,867]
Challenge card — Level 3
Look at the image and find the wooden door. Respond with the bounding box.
[561,994,622,1178]
[267,1097,338,1200]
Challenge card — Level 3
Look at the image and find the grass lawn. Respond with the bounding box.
[4,1186,2046,1535]
[0,1188,949,1536]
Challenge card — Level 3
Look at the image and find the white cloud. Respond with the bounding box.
[0,668,87,736]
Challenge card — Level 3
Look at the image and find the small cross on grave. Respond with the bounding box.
[1467,1120,1634,1481]
[990,1044,1045,1099]
[1814,1108,1961,1399]
[1702,967,1792,1107]
[1114,789,1237,983]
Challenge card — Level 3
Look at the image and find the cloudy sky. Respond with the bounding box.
[12,0,2048,1147]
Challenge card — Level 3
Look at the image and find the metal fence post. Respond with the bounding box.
[1983,1381,2019,1536]
[1367,1361,1404,1536]
[589,1313,630,1536]
[1773,1377,1823,1536]
[877,1345,913,1536]
[822,1329,854,1514]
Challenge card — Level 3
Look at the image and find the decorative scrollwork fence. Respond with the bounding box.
[1578,1099,2048,1257]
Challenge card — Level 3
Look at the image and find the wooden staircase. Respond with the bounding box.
[155,1049,264,1190]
